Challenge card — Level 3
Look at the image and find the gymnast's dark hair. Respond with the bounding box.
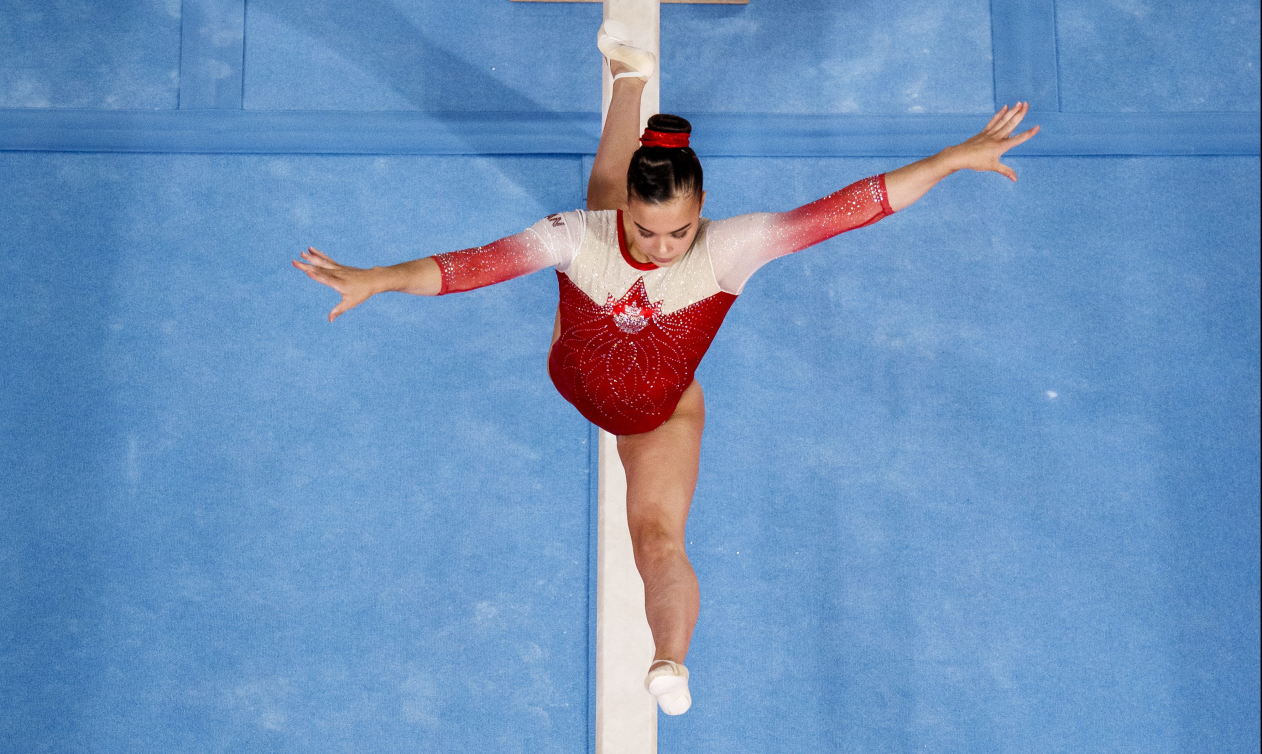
[627,114,703,205]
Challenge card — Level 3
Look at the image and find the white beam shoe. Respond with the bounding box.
[644,659,691,715]
[597,19,657,82]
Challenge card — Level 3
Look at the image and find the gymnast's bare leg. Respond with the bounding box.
[616,381,704,672]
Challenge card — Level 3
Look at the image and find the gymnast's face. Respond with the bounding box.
[624,190,707,267]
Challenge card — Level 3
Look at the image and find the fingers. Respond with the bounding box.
[981,102,1029,139]
[293,259,348,298]
[983,101,1026,134]
[1012,124,1040,143]
[293,258,331,281]
[997,161,1017,182]
[329,294,366,323]
[996,101,1029,137]
[329,296,351,322]
[292,258,322,277]
[983,104,1010,133]
[995,124,1041,158]
[301,247,340,269]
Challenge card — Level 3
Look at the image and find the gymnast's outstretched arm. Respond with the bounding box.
[884,101,1039,211]
[293,211,582,322]
[706,102,1040,294]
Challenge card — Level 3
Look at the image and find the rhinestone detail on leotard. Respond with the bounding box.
[607,282,663,334]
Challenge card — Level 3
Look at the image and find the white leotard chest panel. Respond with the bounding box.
[556,210,722,315]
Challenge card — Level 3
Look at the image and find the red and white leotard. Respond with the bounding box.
[433,174,894,435]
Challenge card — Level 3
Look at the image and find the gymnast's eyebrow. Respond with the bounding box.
[635,221,692,234]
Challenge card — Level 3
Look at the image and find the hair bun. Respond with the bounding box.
[628,113,702,204]
[646,113,691,134]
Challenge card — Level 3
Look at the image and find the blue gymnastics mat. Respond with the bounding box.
[0,2,1257,752]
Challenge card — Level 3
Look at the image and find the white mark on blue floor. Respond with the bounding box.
[475,601,497,625]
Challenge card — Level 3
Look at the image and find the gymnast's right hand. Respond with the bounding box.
[292,246,379,323]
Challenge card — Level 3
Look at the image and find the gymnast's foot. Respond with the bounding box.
[645,659,691,715]
[598,19,657,81]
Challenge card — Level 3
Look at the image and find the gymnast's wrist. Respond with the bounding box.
[936,146,969,174]
[368,264,408,295]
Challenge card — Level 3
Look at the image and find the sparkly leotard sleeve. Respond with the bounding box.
[431,211,585,294]
[706,173,894,295]
[433,174,893,436]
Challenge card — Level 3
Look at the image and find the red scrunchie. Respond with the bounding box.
[640,129,690,149]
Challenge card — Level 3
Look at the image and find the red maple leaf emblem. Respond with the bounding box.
[601,278,663,334]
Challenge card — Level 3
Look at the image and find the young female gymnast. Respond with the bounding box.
[293,20,1039,716]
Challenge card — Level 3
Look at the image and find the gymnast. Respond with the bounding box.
[292,20,1039,717]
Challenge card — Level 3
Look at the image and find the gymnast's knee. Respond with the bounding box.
[631,523,687,563]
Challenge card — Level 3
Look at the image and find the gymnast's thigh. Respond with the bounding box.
[616,380,705,546]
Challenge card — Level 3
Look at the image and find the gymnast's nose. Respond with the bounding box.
[660,238,683,255]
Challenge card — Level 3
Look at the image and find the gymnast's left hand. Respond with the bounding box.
[944,101,1040,182]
